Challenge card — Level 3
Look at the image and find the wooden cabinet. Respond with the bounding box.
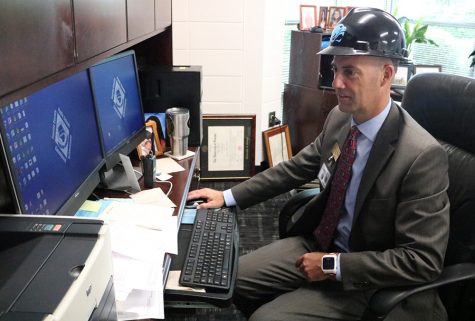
[0,0,75,97]
[156,0,172,32]
[127,0,155,41]
[283,84,336,152]
[74,0,127,62]
[283,31,338,153]
[0,0,172,106]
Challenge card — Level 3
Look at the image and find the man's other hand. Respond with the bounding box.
[295,252,328,282]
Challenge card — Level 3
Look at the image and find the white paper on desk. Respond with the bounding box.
[100,202,175,230]
[109,222,177,260]
[116,287,164,320]
[156,157,185,174]
[113,252,163,293]
[130,187,176,208]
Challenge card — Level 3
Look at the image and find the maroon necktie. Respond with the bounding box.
[314,126,360,251]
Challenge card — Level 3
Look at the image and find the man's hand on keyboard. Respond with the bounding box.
[187,188,224,209]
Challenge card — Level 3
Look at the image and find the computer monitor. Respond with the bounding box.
[89,50,147,192]
[0,70,104,215]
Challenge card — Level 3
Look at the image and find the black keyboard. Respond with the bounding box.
[180,207,236,291]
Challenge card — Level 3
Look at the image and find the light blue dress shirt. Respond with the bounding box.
[223,101,392,280]
[334,101,391,253]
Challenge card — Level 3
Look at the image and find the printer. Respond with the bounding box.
[0,215,117,321]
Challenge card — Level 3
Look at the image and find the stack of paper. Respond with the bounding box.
[102,201,176,320]
[77,187,179,320]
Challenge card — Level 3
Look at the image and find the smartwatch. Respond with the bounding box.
[321,253,338,275]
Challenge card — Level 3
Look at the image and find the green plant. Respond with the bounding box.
[392,8,438,56]
[470,50,475,68]
[398,17,438,54]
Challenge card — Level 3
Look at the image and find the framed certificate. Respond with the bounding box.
[200,114,256,180]
[263,124,292,167]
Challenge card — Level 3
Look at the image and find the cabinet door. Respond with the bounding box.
[74,0,127,62]
[288,30,323,89]
[127,0,155,41]
[155,0,172,32]
[0,0,75,98]
[283,84,337,153]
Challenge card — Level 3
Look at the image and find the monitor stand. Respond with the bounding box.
[100,154,142,194]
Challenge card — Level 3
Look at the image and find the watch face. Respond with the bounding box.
[322,256,335,270]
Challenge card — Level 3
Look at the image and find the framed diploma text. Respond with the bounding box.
[200,114,256,180]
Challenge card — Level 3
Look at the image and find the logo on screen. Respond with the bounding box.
[111,76,127,119]
[52,108,72,162]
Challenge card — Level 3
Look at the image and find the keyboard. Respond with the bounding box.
[180,207,236,291]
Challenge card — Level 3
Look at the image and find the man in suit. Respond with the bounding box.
[188,8,449,321]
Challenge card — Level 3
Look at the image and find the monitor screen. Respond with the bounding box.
[89,50,146,171]
[0,70,103,215]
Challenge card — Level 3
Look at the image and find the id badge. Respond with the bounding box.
[317,163,331,189]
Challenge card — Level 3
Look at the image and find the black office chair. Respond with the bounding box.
[279,73,475,320]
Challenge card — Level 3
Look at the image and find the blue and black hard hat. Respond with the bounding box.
[318,7,409,62]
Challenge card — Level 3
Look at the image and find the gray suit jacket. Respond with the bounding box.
[231,103,450,320]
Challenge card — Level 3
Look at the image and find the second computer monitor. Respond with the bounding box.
[0,70,104,215]
[89,50,147,171]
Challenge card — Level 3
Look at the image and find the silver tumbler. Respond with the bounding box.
[166,107,190,156]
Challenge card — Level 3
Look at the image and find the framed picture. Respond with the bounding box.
[392,65,411,88]
[327,6,346,29]
[299,5,317,31]
[414,64,442,74]
[200,114,256,180]
[263,125,292,167]
[318,7,328,29]
[136,119,164,158]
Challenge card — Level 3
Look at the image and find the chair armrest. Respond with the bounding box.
[362,263,475,321]
[278,188,320,238]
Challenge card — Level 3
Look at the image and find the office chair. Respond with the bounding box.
[279,73,475,320]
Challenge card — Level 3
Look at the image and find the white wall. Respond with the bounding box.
[172,0,285,165]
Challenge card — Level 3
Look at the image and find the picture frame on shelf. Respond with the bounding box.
[200,114,256,180]
[299,5,317,30]
[414,64,442,74]
[327,6,346,29]
[392,65,411,89]
[263,124,292,167]
[318,7,328,29]
[136,119,164,158]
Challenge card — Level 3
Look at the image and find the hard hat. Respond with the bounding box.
[318,7,408,61]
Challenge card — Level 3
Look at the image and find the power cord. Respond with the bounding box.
[155,179,173,196]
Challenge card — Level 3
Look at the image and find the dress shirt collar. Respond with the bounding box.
[351,100,392,142]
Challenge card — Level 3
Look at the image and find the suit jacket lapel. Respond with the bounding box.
[353,103,401,223]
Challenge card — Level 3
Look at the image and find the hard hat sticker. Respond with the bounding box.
[331,25,347,44]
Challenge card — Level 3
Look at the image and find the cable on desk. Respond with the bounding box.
[155,179,173,196]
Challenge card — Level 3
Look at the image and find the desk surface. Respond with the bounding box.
[94,147,199,221]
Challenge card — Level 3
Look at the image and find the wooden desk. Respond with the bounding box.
[94,147,199,220]
[161,148,200,222]
[157,149,199,287]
